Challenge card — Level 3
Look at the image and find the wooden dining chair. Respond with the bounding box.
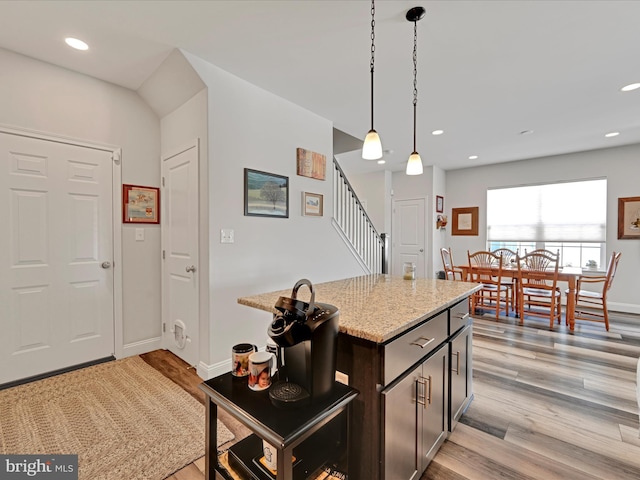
[441,247,465,281]
[516,250,562,329]
[492,248,518,312]
[467,250,509,319]
[567,251,621,331]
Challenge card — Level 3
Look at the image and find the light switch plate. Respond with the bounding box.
[220,229,234,243]
[135,228,144,241]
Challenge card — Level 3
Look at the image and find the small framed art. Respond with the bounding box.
[302,192,323,217]
[451,206,479,236]
[244,168,289,218]
[618,196,640,239]
[436,195,444,213]
[123,184,160,224]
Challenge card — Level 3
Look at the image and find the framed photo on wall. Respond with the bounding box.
[618,196,640,239]
[123,184,160,224]
[244,168,289,218]
[302,192,323,216]
[451,206,479,236]
[436,195,444,213]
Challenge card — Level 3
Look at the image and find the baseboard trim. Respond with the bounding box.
[121,337,163,358]
[197,359,229,380]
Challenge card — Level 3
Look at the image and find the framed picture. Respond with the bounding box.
[296,148,326,181]
[436,195,444,213]
[244,168,289,218]
[451,206,479,236]
[302,192,323,217]
[123,184,160,224]
[617,196,640,239]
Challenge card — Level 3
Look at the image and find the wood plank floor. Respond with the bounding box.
[147,311,640,480]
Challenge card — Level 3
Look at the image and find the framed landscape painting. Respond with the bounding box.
[244,168,289,218]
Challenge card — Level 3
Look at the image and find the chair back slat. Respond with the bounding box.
[606,251,622,292]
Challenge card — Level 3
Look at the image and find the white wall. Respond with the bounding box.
[185,53,365,375]
[445,144,640,313]
[347,170,391,234]
[0,47,162,351]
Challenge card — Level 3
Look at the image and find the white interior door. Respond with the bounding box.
[161,140,199,367]
[0,132,114,385]
[392,198,426,278]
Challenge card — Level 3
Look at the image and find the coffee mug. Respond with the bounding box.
[248,351,275,391]
[231,343,258,377]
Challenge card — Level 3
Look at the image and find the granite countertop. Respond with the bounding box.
[237,274,480,344]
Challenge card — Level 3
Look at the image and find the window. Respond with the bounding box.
[487,179,607,268]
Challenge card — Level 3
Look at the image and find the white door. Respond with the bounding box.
[0,132,114,385]
[392,198,426,278]
[161,141,199,367]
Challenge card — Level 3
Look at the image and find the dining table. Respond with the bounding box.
[456,264,583,331]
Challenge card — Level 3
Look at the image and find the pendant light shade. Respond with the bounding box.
[405,6,425,175]
[406,152,423,175]
[363,0,383,160]
[363,130,383,160]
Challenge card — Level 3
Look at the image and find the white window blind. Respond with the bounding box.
[487,179,607,242]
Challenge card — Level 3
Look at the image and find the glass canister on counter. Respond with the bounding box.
[403,262,416,280]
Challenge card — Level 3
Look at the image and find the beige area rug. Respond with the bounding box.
[0,356,234,480]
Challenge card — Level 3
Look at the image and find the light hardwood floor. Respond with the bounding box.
[149,311,640,480]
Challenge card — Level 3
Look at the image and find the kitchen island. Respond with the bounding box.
[238,274,480,480]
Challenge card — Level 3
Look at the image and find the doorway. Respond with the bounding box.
[0,130,118,385]
[391,197,426,278]
[161,140,200,367]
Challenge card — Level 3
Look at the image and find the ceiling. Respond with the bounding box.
[1,0,639,174]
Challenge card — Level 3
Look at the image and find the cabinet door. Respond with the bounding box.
[382,367,420,480]
[419,345,448,472]
[450,324,471,430]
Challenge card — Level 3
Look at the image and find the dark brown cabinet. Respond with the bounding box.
[337,296,473,480]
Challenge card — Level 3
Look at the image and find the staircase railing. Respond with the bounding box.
[333,158,387,274]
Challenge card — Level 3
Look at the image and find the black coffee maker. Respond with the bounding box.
[268,279,339,408]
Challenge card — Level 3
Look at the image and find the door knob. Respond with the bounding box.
[420,249,424,252]
[185,265,196,273]
[101,261,111,269]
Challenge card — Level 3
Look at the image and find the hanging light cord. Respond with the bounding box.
[370,0,376,131]
[412,19,418,153]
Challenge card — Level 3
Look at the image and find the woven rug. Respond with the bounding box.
[0,356,234,480]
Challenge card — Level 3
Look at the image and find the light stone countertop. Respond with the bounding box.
[237,274,481,344]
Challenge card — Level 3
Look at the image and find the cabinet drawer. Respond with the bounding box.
[449,299,470,336]
[383,311,447,385]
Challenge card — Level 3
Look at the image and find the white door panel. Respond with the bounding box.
[0,132,114,384]
[392,198,426,278]
[162,141,199,367]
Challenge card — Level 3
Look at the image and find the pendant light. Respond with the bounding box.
[362,0,383,160]
[405,6,425,176]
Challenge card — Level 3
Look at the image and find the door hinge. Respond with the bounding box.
[162,322,166,333]
[162,177,165,187]
[112,150,121,165]
[162,250,165,259]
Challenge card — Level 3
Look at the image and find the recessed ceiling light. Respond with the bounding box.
[519,130,534,135]
[377,159,386,164]
[468,155,478,160]
[605,132,620,138]
[621,83,640,92]
[431,130,444,135]
[65,37,89,51]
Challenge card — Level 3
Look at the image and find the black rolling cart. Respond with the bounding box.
[200,372,358,480]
